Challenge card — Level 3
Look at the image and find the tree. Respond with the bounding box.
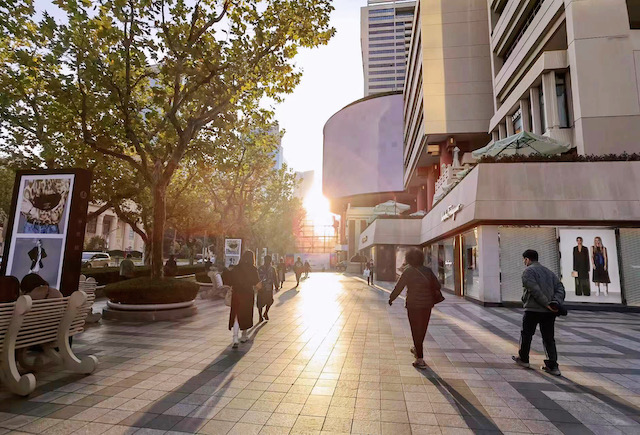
[0,163,15,224]
[0,0,334,278]
[84,235,107,251]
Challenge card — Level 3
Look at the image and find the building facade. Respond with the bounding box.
[346,0,640,308]
[488,0,640,155]
[361,0,416,96]
[84,204,145,254]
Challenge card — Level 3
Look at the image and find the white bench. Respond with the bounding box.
[0,291,98,396]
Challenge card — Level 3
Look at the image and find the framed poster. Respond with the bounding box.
[1,169,91,295]
[558,228,622,304]
[224,238,242,267]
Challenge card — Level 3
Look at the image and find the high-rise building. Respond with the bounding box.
[361,0,415,96]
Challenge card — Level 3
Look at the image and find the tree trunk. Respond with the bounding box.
[151,182,167,279]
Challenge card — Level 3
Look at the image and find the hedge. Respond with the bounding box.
[83,264,205,286]
[195,272,211,283]
[104,277,199,304]
[478,152,640,164]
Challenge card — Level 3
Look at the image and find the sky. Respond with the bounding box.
[274,1,364,175]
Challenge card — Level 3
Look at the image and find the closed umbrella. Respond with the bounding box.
[472,131,571,159]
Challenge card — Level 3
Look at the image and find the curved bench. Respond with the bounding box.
[0,291,98,396]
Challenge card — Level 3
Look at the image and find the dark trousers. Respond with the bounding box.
[519,311,558,369]
[367,275,372,285]
[407,307,432,359]
[575,278,590,296]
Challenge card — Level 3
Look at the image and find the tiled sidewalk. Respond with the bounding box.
[0,273,639,434]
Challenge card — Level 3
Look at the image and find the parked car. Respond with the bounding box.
[82,252,111,268]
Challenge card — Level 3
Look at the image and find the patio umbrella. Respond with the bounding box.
[471,131,571,159]
[373,200,410,215]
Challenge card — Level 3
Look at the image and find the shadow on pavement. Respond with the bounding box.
[125,315,268,432]
[275,288,299,306]
[418,366,503,433]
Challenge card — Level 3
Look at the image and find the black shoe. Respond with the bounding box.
[258,315,264,323]
[264,312,269,320]
[512,356,530,369]
[542,365,561,376]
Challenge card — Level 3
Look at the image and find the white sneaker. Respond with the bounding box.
[240,331,248,343]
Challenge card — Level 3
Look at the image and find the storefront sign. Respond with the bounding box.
[441,204,463,222]
[361,235,368,244]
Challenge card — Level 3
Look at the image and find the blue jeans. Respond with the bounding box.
[24,222,59,234]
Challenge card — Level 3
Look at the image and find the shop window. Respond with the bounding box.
[437,238,455,290]
[463,229,480,299]
[627,0,640,29]
[556,72,570,128]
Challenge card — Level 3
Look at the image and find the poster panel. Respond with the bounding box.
[224,238,242,267]
[559,228,622,303]
[2,170,91,294]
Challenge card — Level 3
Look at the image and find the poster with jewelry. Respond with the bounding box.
[558,228,622,304]
[2,170,92,295]
[224,238,242,268]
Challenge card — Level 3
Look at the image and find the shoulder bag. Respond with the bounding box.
[414,267,445,305]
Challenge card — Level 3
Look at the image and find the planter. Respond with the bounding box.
[103,299,197,321]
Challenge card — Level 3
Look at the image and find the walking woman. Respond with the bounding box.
[257,256,277,322]
[389,249,443,369]
[229,251,262,348]
[591,236,610,295]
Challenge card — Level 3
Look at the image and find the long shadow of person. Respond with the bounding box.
[275,288,299,306]
[418,366,503,433]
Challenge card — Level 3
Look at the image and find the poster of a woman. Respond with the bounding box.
[591,236,611,296]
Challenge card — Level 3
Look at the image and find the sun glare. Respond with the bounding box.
[303,182,336,233]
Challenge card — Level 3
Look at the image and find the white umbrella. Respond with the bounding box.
[472,131,571,159]
[373,200,410,215]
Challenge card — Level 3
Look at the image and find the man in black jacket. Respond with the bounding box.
[512,249,565,376]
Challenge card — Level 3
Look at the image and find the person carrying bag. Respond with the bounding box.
[389,249,443,369]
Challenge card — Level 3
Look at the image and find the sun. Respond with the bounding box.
[303,181,336,233]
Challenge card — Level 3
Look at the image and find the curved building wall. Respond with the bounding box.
[323,93,404,200]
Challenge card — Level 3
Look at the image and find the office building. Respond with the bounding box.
[361,0,416,96]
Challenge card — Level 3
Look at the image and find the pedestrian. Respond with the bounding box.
[277,259,286,289]
[512,249,566,376]
[369,260,375,284]
[164,255,178,277]
[389,249,444,369]
[228,250,262,348]
[257,256,277,322]
[20,273,63,300]
[294,257,303,287]
[119,254,135,280]
[304,260,311,278]
[363,264,371,285]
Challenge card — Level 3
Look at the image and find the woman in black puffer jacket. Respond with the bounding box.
[389,249,443,369]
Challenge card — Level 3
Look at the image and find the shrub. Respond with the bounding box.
[104,277,199,304]
[195,272,211,283]
[478,152,640,164]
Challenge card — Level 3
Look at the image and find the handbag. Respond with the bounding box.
[414,267,445,304]
[224,287,233,307]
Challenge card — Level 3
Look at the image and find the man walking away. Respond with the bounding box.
[304,260,311,278]
[294,257,303,287]
[513,249,565,376]
[119,254,135,280]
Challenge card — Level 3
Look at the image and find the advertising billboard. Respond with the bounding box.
[1,170,92,295]
[558,228,622,304]
[224,238,242,267]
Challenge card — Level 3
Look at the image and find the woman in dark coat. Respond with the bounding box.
[228,251,262,348]
[389,249,443,369]
[572,237,590,296]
